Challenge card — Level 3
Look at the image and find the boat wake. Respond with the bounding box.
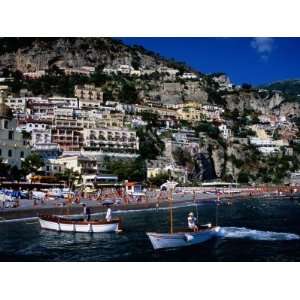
[219,227,300,241]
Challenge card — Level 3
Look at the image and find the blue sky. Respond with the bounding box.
[121,38,300,86]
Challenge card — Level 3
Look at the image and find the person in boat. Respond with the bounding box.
[86,207,91,221]
[187,212,198,232]
[82,204,87,220]
[105,207,112,222]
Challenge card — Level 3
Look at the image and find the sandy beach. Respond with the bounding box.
[0,190,298,221]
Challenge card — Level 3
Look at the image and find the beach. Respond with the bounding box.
[1,189,298,221]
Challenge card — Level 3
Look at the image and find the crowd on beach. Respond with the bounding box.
[1,184,300,212]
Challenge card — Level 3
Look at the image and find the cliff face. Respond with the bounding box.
[0,38,171,72]
[275,101,300,118]
[223,90,285,114]
[144,81,208,105]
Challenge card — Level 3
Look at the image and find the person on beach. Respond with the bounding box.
[187,212,198,232]
[106,207,112,222]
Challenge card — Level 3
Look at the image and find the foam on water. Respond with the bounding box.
[220,227,300,241]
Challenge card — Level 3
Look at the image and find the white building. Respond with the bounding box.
[44,155,98,176]
[103,67,118,75]
[290,171,300,185]
[54,107,74,118]
[5,97,27,113]
[62,66,95,76]
[19,121,49,133]
[23,70,46,79]
[130,70,141,76]
[180,73,198,80]
[117,64,134,74]
[74,84,103,109]
[82,127,139,153]
[48,96,78,109]
[157,66,179,76]
[0,92,31,168]
[31,129,52,146]
[218,124,231,139]
[249,137,289,154]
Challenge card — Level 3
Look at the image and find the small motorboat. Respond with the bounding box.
[38,214,121,233]
[147,224,221,250]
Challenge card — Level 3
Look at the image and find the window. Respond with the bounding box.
[8,149,12,157]
[8,131,14,140]
[4,120,8,129]
[20,151,24,158]
[0,149,2,156]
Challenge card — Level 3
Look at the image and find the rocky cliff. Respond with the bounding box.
[0,38,189,73]
[223,89,285,114]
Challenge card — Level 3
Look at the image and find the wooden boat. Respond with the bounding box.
[38,214,120,233]
[147,182,221,250]
[147,225,221,250]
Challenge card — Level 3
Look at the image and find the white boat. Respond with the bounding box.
[147,181,221,250]
[147,226,221,250]
[39,215,120,233]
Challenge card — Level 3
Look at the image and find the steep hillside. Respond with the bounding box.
[262,80,300,97]
[0,37,192,73]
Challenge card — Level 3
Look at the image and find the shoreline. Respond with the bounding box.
[0,192,298,222]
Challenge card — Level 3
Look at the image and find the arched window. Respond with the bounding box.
[4,120,8,129]
[8,131,14,140]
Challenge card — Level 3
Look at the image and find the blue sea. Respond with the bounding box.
[0,197,300,261]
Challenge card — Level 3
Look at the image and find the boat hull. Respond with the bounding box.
[39,215,120,233]
[147,226,221,250]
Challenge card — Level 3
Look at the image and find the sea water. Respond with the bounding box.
[0,197,300,261]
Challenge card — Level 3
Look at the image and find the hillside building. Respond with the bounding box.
[0,92,31,168]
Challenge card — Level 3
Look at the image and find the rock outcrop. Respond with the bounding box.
[223,90,285,114]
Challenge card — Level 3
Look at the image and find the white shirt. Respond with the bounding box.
[106,208,112,222]
[188,216,197,229]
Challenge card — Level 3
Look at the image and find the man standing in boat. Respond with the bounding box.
[82,204,91,221]
[187,212,198,232]
[82,204,87,220]
[106,207,112,222]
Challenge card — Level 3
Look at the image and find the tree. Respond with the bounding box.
[21,130,31,140]
[194,121,220,139]
[0,159,11,178]
[9,165,22,181]
[136,128,165,160]
[140,111,160,128]
[148,172,169,187]
[119,80,139,104]
[104,158,146,182]
[173,148,193,167]
[55,168,81,189]
[21,153,44,176]
[237,172,249,184]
